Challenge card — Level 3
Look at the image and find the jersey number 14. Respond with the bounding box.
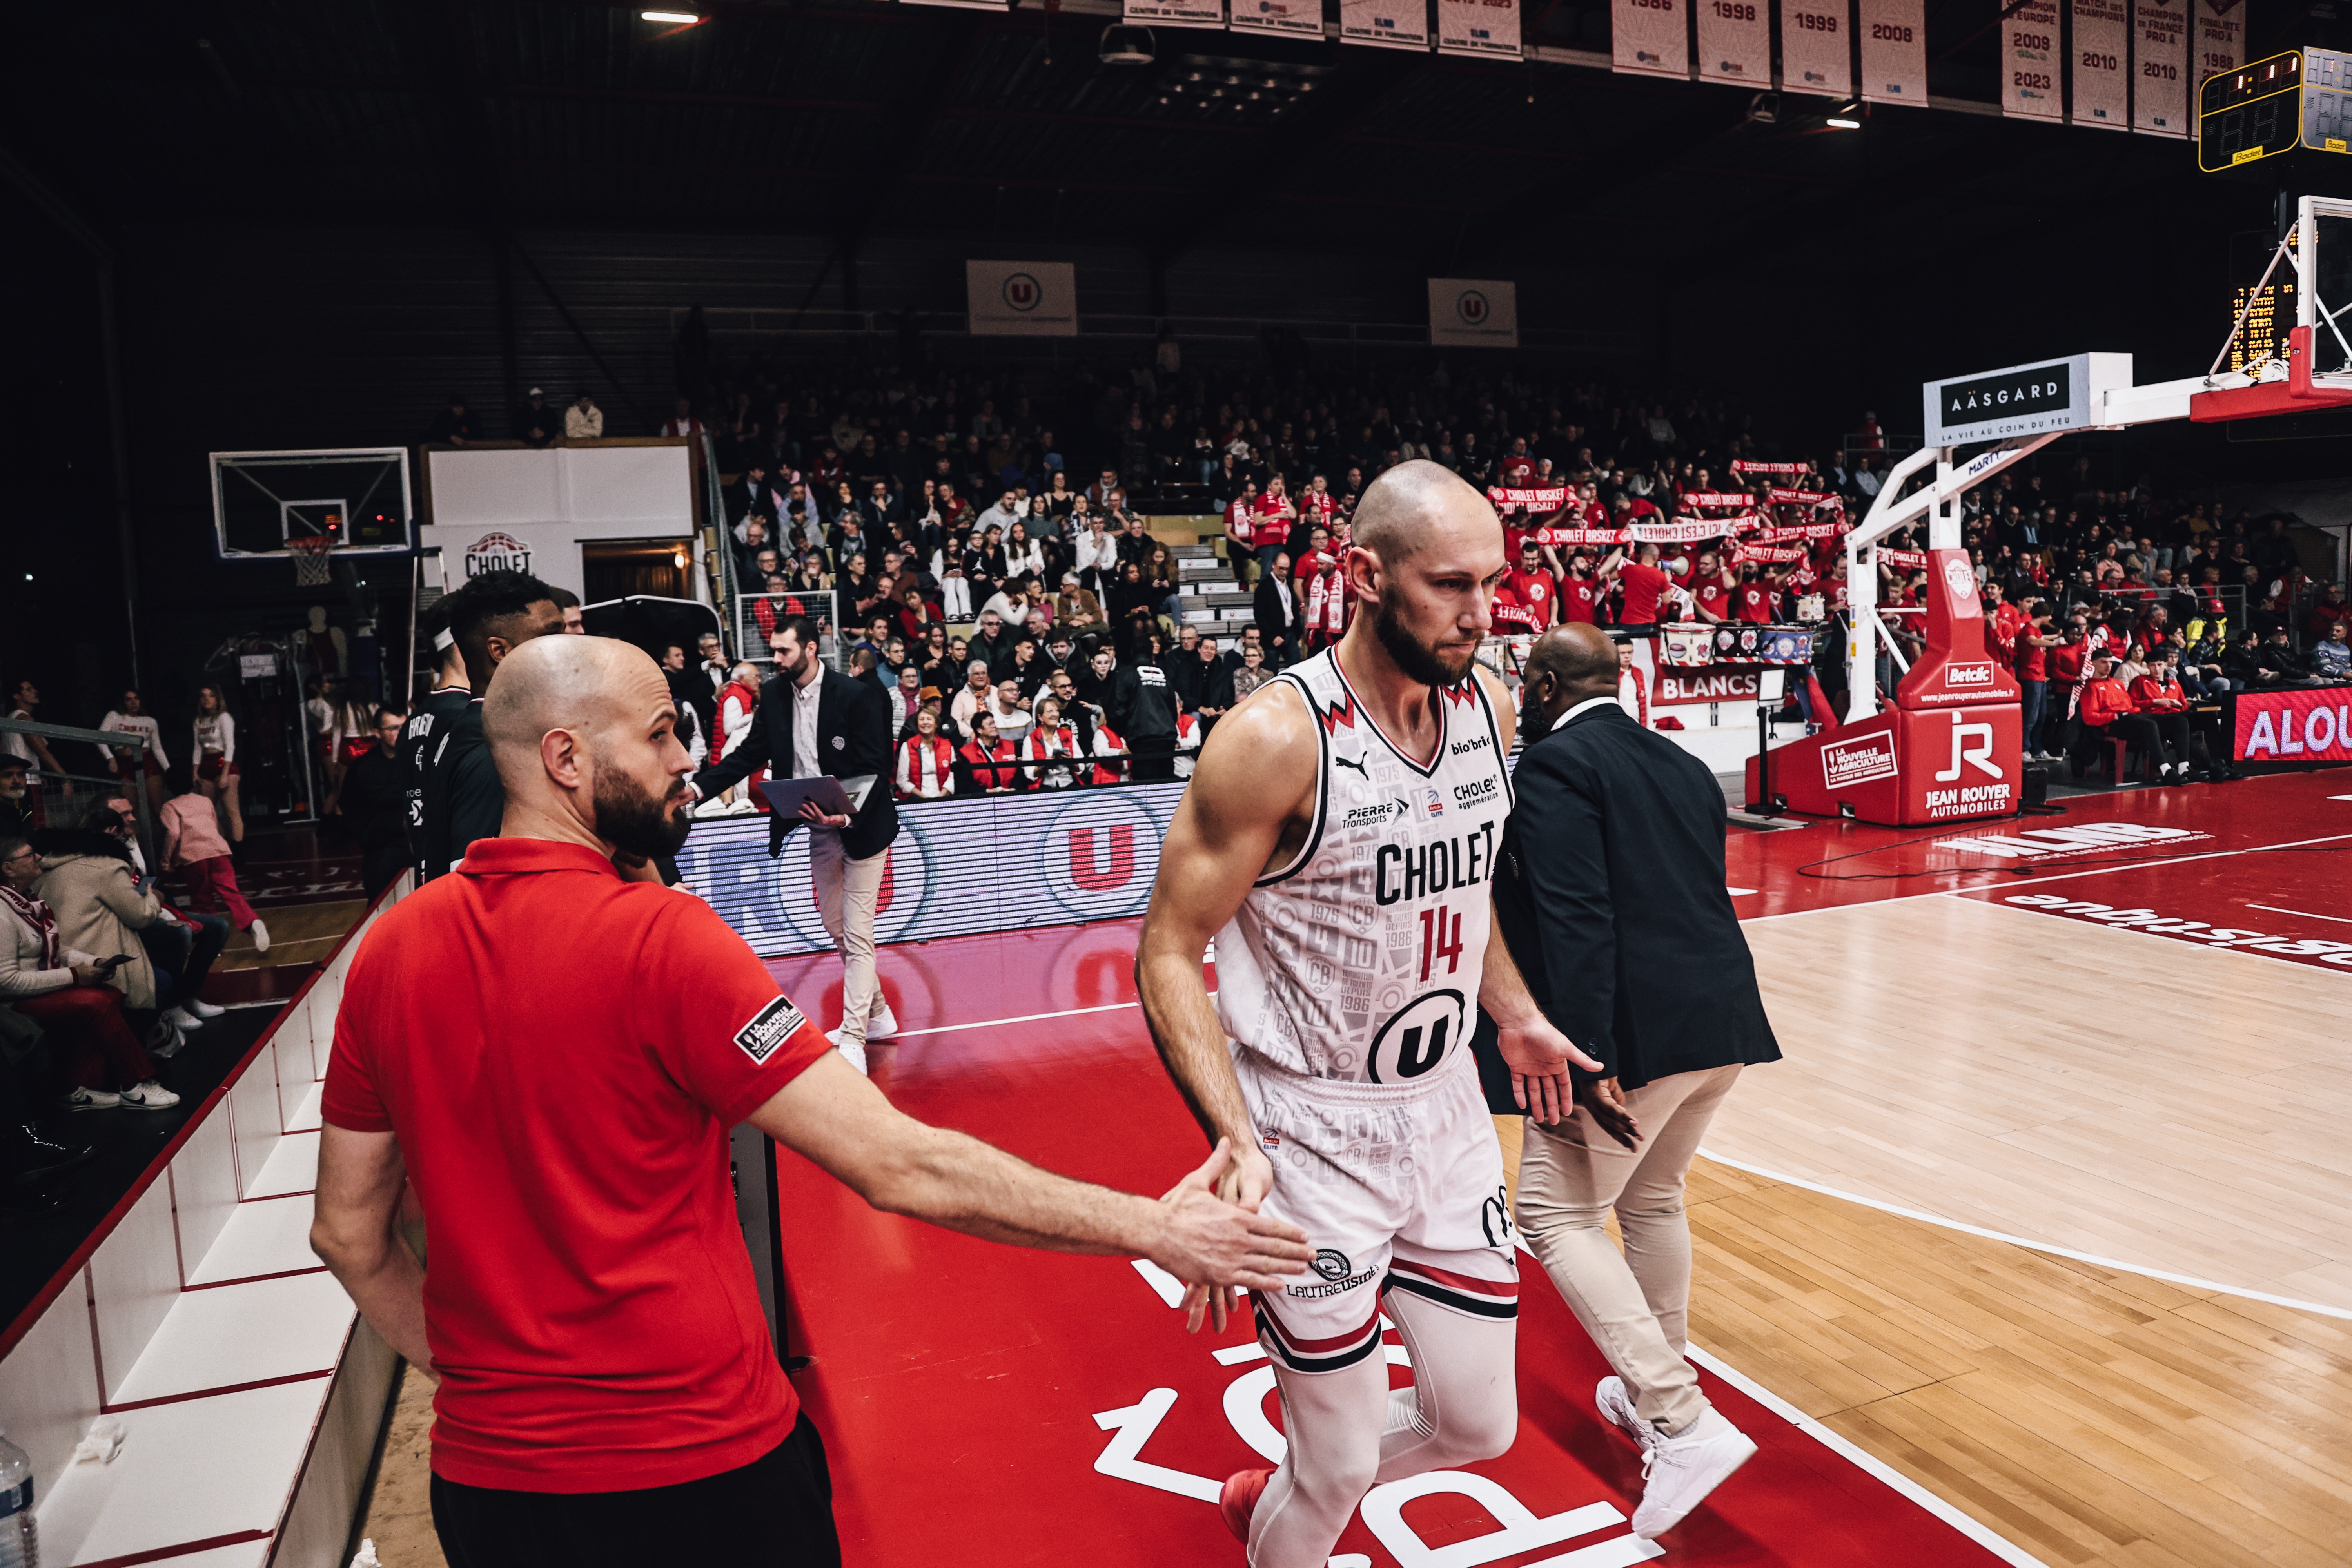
[1418,906,1463,981]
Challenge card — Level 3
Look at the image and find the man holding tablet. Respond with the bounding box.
[695,617,899,1069]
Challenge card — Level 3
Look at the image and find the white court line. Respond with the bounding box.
[888,1000,1140,1040]
[1682,1346,2054,1568]
[1738,829,2352,924]
[1508,1236,2053,1568]
[2246,902,2352,926]
[1694,1147,2352,1324]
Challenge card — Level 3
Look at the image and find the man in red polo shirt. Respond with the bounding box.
[311,637,1308,1565]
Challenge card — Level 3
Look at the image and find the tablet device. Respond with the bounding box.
[753,774,877,820]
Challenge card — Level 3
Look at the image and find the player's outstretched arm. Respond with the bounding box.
[747,1054,1311,1290]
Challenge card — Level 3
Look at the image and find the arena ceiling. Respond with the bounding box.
[2,0,2303,272]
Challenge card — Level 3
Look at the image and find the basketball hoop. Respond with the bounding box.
[288,535,335,587]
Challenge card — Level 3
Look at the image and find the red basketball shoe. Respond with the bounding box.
[1218,1467,1272,1543]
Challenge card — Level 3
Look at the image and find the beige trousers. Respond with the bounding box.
[1514,1063,1742,1435]
[807,829,887,1047]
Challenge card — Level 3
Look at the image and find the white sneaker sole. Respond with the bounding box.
[1633,1429,1758,1539]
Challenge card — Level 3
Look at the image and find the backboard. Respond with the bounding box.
[210,448,413,560]
[2303,195,2352,379]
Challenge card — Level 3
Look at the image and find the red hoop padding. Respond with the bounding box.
[2190,326,2352,421]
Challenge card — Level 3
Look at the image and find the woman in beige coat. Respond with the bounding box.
[34,817,174,1030]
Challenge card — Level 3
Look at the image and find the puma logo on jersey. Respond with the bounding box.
[1333,754,1369,777]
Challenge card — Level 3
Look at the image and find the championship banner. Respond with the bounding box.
[967,260,1077,336]
[2234,689,2352,762]
[1730,459,1813,475]
[1696,0,1771,84]
[1487,485,1569,509]
[1341,0,1432,49]
[1437,0,1521,58]
[2002,0,2062,119]
[2133,0,2190,135]
[1429,278,1519,345]
[2193,0,2245,96]
[1122,0,1224,28]
[1780,0,1853,97]
[1857,0,1928,104]
[1230,0,1321,38]
[2071,0,2131,127]
[1613,0,1689,78]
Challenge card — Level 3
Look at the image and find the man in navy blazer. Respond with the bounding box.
[696,617,900,1068]
[1487,622,1780,1542]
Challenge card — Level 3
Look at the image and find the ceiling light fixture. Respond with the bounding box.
[641,10,702,23]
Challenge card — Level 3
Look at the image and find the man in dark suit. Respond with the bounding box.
[1484,621,1779,1543]
[1251,551,1301,668]
[695,617,900,1071]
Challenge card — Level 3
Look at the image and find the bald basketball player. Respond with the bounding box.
[1135,461,1601,1568]
[315,637,1312,1565]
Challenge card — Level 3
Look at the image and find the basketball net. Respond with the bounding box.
[289,535,334,587]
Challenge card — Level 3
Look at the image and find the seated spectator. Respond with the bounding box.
[1230,643,1273,703]
[957,715,1022,796]
[158,757,273,957]
[1055,572,1103,634]
[2073,653,2184,782]
[89,789,229,1035]
[564,391,604,441]
[888,664,924,733]
[424,394,477,445]
[895,707,957,800]
[513,386,558,448]
[1087,713,1129,786]
[949,661,993,736]
[1,834,177,1112]
[987,678,1034,744]
[1018,697,1085,789]
[2313,620,2351,681]
[37,799,196,1052]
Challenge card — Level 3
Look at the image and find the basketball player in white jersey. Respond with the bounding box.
[1136,461,1598,1567]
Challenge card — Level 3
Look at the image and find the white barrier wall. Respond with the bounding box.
[0,877,411,1568]
[685,782,1189,956]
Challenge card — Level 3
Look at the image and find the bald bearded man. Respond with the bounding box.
[312,637,1311,1568]
[1136,461,1597,1568]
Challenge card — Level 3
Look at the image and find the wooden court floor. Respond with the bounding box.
[1495,1116,2352,1568]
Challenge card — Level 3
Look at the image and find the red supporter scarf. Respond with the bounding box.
[1486,486,1570,510]
[1730,460,1811,476]
[0,884,60,970]
[1879,548,1928,570]
[1768,488,1843,508]
[1678,492,1754,509]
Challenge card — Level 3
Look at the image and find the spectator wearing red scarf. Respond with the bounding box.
[1018,698,1086,790]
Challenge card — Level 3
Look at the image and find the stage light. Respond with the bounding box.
[641,10,702,23]
[1828,101,1860,128]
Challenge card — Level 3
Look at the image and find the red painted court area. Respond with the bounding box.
[1727,767,2352,920]
[765,939,2018,1567]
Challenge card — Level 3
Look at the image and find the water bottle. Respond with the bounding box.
[0,1424,36,1568]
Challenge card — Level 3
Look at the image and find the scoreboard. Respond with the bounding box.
[2199,47,2352,174]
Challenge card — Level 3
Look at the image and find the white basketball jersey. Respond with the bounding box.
[1215,650,1514,1086]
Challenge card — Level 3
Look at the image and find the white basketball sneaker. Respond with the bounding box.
[1596,1376,1661,1453]
[186,997,225,1019]
[865,1004,899,1042]
[826,1030,868,1076]
[1631,1406,1757,1539]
